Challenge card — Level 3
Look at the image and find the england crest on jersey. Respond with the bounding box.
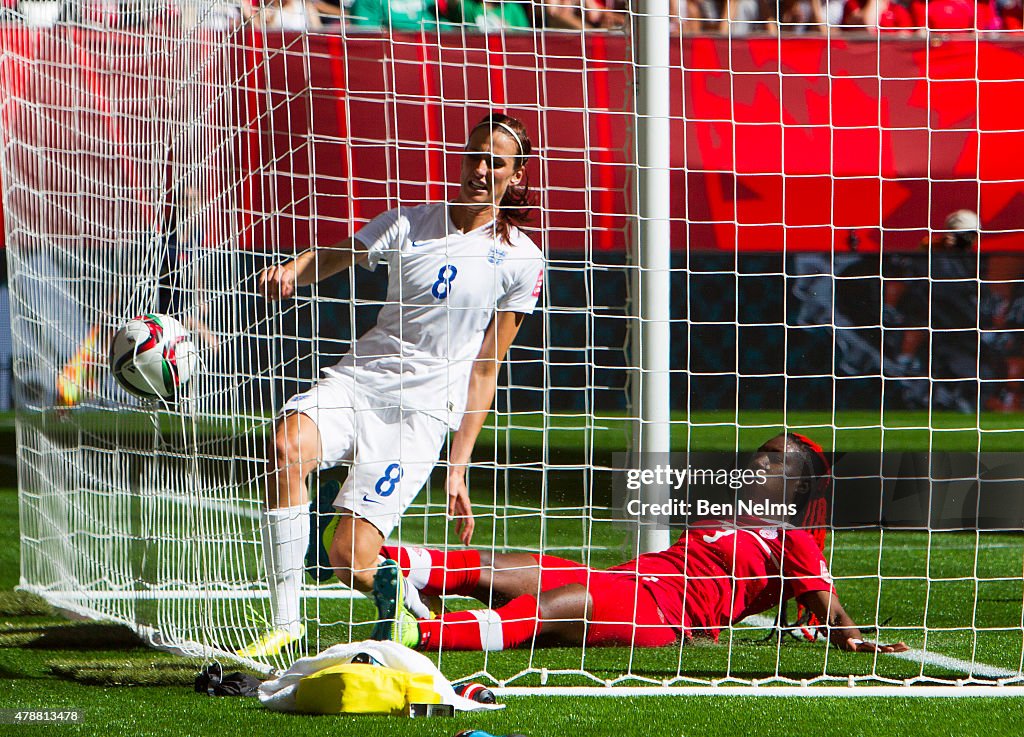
[487,246,508,265]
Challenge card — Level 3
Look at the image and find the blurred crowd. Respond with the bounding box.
[879,210,1024,412]
[4,0,1022,33]
[671,0,1022,33]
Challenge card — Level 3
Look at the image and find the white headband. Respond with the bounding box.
[473,120,526,161]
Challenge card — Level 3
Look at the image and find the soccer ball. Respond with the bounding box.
[109,313,198,401]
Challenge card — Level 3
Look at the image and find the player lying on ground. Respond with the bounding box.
[238,113,544,658]
[370,433,909,654]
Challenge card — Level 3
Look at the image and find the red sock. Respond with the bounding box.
[380,545,481,597]
[417,595,541,651]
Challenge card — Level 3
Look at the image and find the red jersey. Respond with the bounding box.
[607,519,835,640]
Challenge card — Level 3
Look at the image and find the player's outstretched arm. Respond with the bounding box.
[446,311,528,545]
[797,590,909,654]
[258,237,367,300]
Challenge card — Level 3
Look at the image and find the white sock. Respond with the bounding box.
[262,504,309,636]
[403,546,433,590]
[404,582,431,619]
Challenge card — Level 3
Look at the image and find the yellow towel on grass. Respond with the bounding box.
[258,639,502,715]
[294,663,439,715]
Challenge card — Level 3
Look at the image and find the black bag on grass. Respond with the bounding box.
[195,663,263,697]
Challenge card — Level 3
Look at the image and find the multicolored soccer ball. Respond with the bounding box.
[453,683,497,704]
[109,313,198,401]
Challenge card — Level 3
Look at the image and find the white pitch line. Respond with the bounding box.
[38,589,365,602]
[886,650,1017,679]
[154,490,261,520]
[743,615,1017,679]
[834,543,1023,552]
[495,685,1024,698]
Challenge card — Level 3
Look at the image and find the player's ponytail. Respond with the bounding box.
[474,113,535,245]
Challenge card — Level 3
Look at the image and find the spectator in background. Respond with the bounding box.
[243,0,323,30]
[703,0,763,35]
[922,0,1013,30]
[982,255,1024,412]
[760,0,828,34]
[841,0,915,31]
[999,0,1023,28]
[447,0,532,30]
[199,1,247,29]
[675,0,710,34]
[840,0,1018,31]
[925,0,977,29]
[533,0,623,29]
[348,0,448,29]
[311,0,345,24]
[883,209,980,412]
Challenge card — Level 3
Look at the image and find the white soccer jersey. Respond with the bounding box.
[327,202,544,429]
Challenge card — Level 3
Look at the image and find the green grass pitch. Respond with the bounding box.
[2,410,1024,735]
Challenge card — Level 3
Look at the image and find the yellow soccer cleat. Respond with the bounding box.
[392,605,421,649]
[235,624,305,659]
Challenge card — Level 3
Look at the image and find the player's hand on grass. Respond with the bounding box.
[446,470,475,545]
[799,592,911,656]
[845,638,910,654]
[259,264,298,300]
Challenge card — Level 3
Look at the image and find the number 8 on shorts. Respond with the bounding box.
[374,463,404,497]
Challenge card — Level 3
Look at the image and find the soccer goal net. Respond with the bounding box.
[1,0,1023,693]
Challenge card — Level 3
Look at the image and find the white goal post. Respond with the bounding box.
[2,0,1024,695]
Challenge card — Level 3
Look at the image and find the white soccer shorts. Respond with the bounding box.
[280,373,448,537]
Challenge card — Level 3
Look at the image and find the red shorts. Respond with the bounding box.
[531,555,678,648]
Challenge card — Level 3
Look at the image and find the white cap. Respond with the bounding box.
[944,209,980,232]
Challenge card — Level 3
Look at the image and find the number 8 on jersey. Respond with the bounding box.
[431,264,458,299]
